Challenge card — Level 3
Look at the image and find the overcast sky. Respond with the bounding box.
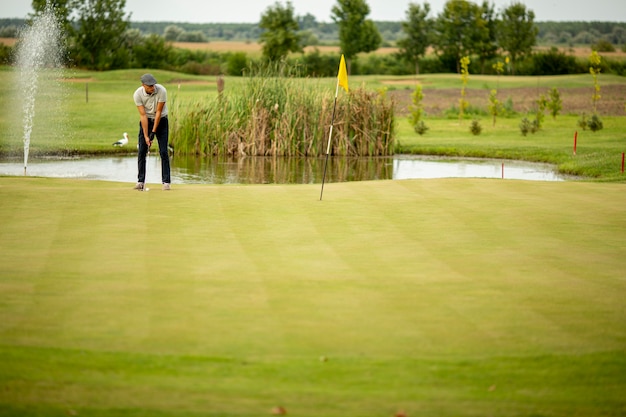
[1,0,625,23]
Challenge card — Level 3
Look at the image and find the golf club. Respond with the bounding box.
[143,142,151,192]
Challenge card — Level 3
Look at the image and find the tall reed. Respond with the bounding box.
[171,62,395,157]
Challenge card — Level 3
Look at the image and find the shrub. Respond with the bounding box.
[177,31,208,43]
[520,117,532,136]
[592,39,615,52]
[225,52,249,76]
[588,114,604,132]
[414,121,429,135]
[529,47,583,75]
[0,43,12,65]
[469,119,482,136]
[357,53,412,75]
[300,49,338,77]
[530,118,540,134]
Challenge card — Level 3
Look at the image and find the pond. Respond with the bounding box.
[0,154,567,184]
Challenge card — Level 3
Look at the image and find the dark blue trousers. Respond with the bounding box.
[137,117,170,184]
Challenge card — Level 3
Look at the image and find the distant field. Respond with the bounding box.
[173,41,626,59]
[534,44,626,59]
[173,40,400,55]
[0,37,16,46]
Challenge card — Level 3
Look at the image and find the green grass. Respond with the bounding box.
[396,115,626,181]
[1,177,625,416]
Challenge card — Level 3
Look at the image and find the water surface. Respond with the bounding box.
[0,155,566,184]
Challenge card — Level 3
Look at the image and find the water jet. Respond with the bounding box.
[15,1,64,174]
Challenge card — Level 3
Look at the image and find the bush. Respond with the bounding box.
[177,31,208,43]
[588,114,604,132]
[528,47,584,75]
[520,117,532,136]
[414,121,429,135]
[225,52,249,76]
[469,119,482,136]
[0,25,17,38]
[300,49,339,77]
[178,61,221,75]
[356,53,412,76]
[592,39,615,52]
[0,43,12,65]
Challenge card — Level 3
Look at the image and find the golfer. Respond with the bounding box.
[133,73,171,190]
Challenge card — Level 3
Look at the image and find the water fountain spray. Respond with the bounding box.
[15,1,64,174]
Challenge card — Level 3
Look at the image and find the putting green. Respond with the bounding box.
[0,177,625,416]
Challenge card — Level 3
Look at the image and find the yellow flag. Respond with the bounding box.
[338,54,349,92]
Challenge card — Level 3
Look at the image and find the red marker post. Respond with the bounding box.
[622,152,625,174]
[573,131,578,155]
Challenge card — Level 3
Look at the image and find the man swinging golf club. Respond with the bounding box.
[133,73,171,191]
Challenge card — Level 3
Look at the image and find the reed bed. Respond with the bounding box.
[171,63,395,157]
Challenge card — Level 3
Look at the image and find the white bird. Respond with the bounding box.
[112,132,129,147]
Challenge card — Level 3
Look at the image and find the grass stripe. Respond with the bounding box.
[0,177,625,416]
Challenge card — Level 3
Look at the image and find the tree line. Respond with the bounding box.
[0,0,625,75]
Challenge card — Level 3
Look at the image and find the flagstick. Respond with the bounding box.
[320,81,340,201]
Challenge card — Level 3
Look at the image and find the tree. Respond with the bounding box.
[72,0,131,70]
[397,2,432,75]
[475,1,498,73]
[258,1,302,62]
[434,0,485,73]
[164,25,184,42]
[331,0,382,73]
[132,34,173,69]
[31,0,75,37]
[498,2,538,75]
[297,13,318,30]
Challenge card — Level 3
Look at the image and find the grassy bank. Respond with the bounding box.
[1,177,625,416]
[396,115,626,181]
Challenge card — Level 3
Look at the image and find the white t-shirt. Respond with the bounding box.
[133,84,168,118]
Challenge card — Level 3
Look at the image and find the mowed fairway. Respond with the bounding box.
[0,177,625,416]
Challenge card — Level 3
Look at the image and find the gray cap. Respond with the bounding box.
[140,73,157,85]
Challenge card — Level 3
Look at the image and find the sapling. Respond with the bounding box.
[408,84,428,135]
[535,94,547,130]
[488,61,504,126]
[459,56,470,122]
[546,87,562,120]
[589,51,602,114]
[587,51,603,131]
